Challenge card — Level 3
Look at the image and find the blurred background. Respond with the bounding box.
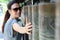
[0,0,60,40]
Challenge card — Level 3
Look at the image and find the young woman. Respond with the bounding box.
[2,0,32,40]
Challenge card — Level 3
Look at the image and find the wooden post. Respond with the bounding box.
[32,5,39,40]
[28,5,32,40]
[55,1,60,40]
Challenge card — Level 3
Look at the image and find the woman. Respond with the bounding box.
[2,0,32,40]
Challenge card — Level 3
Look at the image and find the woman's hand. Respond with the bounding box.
[24,22,32,34]
[24,16,32,35]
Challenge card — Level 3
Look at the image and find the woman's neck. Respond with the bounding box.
[10,16,19,19]
[10,16,15,19]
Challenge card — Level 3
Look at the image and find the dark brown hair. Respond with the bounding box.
[2,0,19,33]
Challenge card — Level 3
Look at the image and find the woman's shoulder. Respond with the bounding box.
[4,18,18,30]
[5,18,17,26]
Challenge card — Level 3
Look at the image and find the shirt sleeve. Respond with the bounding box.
[9,19,18,37]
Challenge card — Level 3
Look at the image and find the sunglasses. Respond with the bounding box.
[12,7,22,12]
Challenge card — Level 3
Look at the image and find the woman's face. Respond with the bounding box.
[9,3,21,18]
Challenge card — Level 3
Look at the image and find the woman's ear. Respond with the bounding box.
[8,10,11,15]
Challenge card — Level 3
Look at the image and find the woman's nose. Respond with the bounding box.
[17,9,20,13]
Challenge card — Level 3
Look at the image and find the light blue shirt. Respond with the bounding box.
[4,18,18,40]
[4,18,29,40]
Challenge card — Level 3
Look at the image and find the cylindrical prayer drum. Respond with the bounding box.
[21,3,56,40]
[39,3,55,40]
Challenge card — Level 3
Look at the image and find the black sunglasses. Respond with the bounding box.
[12,7,22,11]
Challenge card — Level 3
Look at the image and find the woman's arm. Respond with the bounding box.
[12,22,32,34]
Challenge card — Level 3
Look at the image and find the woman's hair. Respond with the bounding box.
[2,0,19,33]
